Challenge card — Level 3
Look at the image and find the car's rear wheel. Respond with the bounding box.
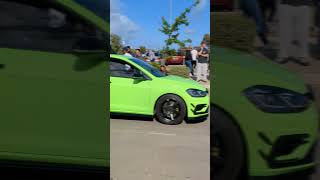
[211,106,246,180]
[155,94,186,125]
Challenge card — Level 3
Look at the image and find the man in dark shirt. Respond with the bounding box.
[277,0,314,65]
[197,42,209,82]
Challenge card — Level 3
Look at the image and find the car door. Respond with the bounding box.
[0,0,107,167]
[110,58,152,115]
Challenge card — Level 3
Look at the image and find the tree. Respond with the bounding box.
[159,0,200,55]
[139,46,146,54]
[110,34,123,54]
[202,33,210,46]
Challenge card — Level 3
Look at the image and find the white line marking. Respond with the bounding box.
[148,132,176,136]
[111,130,177,136]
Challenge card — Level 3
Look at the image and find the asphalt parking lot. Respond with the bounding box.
[110,117,210,180]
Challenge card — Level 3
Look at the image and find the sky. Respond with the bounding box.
[110,0,210,50]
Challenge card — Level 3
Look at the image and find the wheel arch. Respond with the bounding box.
[211,103,249,178]
[153,93,188,118]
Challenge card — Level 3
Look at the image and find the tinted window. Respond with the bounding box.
[0,0,106,53]
[74,0,108,19]
[110,59,140,78]
[129,57,166,77]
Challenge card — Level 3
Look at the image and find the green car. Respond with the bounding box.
[0,0,108,172]
[212,47,319,179]
[110,54,209,125]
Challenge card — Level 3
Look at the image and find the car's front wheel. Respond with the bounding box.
[155,94,186,125]
[212,106,246,180]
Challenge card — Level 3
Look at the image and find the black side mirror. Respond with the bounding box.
[132,71,145,80]
[73,37,105,54]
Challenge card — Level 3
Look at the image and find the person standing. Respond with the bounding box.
[239,0,269,46]
[185,46,193,77]
[123,47,132,57]
[148,49,156,62]
[276,0,314,66]
[191,47,198,73]
[197,42,209,82]
[135,48,143,59]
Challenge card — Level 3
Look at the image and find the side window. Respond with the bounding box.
[110,59,139,78]
[0,0,106,53]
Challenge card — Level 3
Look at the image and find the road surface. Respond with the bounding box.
[110,117,210,180]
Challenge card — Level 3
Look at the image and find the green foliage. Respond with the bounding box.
[159,0,200,51]
[202,34,210,45]
[168,65,190,78]
[110,34,123,54]
[149,63,189,78]
[160,48,176,57]
[211,12,256,52]
[149,62,161,69]
[139,46,146,54]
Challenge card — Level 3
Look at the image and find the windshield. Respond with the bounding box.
[129,58,166,78]
[74,0,108,19]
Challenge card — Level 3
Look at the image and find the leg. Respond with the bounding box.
[185,60,193,74]
[278,4,294,61]
[198,63,205,81]
[204,63,209,81]
[296,6,311,59]
[196,63,202,81]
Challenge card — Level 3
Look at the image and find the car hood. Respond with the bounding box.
[160,75,207,91]
[213,47,307,93]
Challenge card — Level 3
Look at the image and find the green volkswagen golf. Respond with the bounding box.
[0,0,108,172]
[212,47,319,179]
[110,54,209,125]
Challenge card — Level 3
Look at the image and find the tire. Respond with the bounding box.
[211,106,246,180]
[155,94,186,125]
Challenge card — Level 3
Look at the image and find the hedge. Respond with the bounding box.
[211,12,256,52]
[149,63,189,78]
[167,65,189,78]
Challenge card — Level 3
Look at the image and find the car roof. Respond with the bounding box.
[110,54,132,61]
[56,0,108,33]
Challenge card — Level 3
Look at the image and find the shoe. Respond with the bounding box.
[297,57,310,66]
[275,57,288,64]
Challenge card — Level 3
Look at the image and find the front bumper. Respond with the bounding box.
[229,92,319,178]
[186,95,209,119]
[250,166,315,180]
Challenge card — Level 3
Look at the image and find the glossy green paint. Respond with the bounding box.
[0,1,108,168]
[212,47,319,176]
[110,54,209,119]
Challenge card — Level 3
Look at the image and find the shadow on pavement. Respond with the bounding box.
[111,114,154,122]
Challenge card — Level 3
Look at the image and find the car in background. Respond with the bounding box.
[211,0,234,11]
[212,47,319,180]
[165,55,185,65]
[0,0,108,173]
[144,51,161,64]
[110,54,209,125]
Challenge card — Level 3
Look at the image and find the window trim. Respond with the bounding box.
[110,58,151,80]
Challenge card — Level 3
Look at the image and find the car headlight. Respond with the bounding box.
[187,89,208,97]
[244,85,310,113]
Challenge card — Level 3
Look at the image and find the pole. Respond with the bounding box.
[170,0,172,25]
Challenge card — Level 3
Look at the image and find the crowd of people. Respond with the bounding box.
[121,42,210,83]
[240,0,319,66]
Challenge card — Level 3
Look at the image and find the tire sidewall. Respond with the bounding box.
[155,94,186,125]
[212,107,246,180]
